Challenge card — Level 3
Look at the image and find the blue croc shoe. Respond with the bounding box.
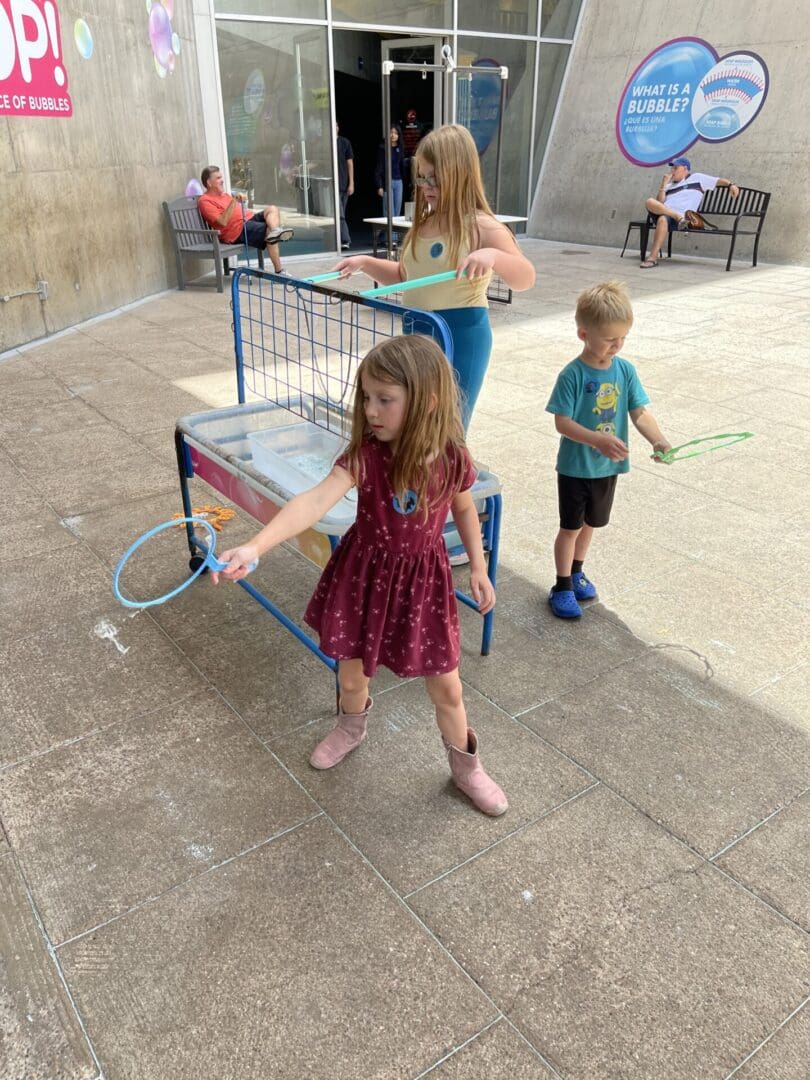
[548,588,582,619]
[572,571,597,601]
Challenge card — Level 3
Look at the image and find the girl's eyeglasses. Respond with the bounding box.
[415,175,439,189]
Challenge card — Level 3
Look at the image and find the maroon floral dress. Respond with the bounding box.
[304,437,476,678]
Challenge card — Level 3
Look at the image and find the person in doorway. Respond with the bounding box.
[197,165,293,274]
[375,124,407,223]
[335,124,535,430]
[640,157,740,268]
[545,281,671,618]
[401,108,429,201]
[336,122,354,250]
[212,334,507,817]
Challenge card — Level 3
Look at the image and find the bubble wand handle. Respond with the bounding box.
[360,269,466,298]
[304,271,344,283]
[113,517,256,610]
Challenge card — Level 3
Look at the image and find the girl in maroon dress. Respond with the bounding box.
[215,335,507,816]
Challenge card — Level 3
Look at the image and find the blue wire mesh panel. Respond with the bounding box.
[231,268,453,439]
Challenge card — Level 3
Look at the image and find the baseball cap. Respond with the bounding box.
[668,157,691,169]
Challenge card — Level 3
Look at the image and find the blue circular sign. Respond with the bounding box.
[616,38,716,166]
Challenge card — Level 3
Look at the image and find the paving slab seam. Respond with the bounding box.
[748,660,809,698]
[490,731,810,937]
[408,1017,503,1079]
[495,724,810,929]
[411,1015,565,1080]
[500,1016,567,1079]
[403,782,602,901]
[722,994,810,1079]
[6,847,105,1076]
[257,676,426,748]
[709,786,810,861]
[509,648,655,720]
[297,811,509,1027]
[0,684,203,775]
[459,681,602,783]
[0,292,182,362]
[52,812,324,950]
[701,859,810,939]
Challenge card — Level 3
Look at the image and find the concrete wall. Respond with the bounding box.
[529,0,810,265]
[1,1,207,352]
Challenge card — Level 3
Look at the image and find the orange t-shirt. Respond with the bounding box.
[197,192,254,244]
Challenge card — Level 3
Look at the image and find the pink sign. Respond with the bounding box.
[0,0,72,117]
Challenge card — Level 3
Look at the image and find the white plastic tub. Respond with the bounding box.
[247,421,354,500]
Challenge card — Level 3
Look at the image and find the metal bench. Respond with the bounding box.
[162,195,264,293]
[620,186,771,271]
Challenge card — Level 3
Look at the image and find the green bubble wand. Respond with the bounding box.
[653,431,754,464]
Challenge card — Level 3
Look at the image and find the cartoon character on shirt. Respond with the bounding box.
[593,383,620,417]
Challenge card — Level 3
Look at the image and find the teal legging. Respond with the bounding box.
[406,307,492,429]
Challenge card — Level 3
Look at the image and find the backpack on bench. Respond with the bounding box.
[684,209,717,231]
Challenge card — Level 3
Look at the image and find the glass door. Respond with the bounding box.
[380,37,444,141]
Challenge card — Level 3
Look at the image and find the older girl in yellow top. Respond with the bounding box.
[336,124,535,427]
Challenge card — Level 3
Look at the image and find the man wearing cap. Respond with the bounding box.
[640,158,739,268]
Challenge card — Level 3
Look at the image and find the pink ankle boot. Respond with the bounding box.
[310,698,372,770]
[443,728,508,816]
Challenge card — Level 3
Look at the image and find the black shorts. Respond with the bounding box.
[242,216,267,250]
[651,213,680,232]
[557,473,618,530]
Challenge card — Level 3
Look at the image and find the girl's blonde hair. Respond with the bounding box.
[344,335,467,516]
[402,124,502,267]
[576,281,634,329]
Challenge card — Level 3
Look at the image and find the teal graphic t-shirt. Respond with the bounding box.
[546,356,650,478]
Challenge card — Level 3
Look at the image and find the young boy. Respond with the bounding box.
[545,281,671,619]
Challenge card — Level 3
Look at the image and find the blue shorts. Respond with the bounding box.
[242,216,267,249]
[650,212,680,232]
[405,307,492,429]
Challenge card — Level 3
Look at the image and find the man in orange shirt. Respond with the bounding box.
[198,166,293,273]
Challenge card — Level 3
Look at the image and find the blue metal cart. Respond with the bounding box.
[174,268,503,682]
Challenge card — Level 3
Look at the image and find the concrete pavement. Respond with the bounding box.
[1,241,807,1079]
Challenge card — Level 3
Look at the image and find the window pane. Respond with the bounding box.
[214,1,325,17]
[331,1,451,30]
[216,22,334,254]
[532,42,570,192]
[540,0,581,39]
[456,38,535,222]
[457,1,537,36]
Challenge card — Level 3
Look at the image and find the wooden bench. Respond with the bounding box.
[162,195,264,293]
[620,186,771,271]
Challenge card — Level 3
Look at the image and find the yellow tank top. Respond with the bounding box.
[400,230,490,310]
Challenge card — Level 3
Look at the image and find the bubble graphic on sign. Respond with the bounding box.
[616,38,716,165]
[691,53,768,143]
[185,178,204,198]
[244,70,265,115]
[74,19,94,60]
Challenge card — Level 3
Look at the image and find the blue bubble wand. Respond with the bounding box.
[113,517,256,609]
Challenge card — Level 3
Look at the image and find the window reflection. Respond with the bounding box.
[457,1,536,36]
[331,0,451,29]
[457,38,535,221]
[216,22,334,254]
[540,0,580,38]
[532,42,570,192]
[214,1,325,17]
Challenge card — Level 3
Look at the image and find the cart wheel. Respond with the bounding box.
[189,555,207,574]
